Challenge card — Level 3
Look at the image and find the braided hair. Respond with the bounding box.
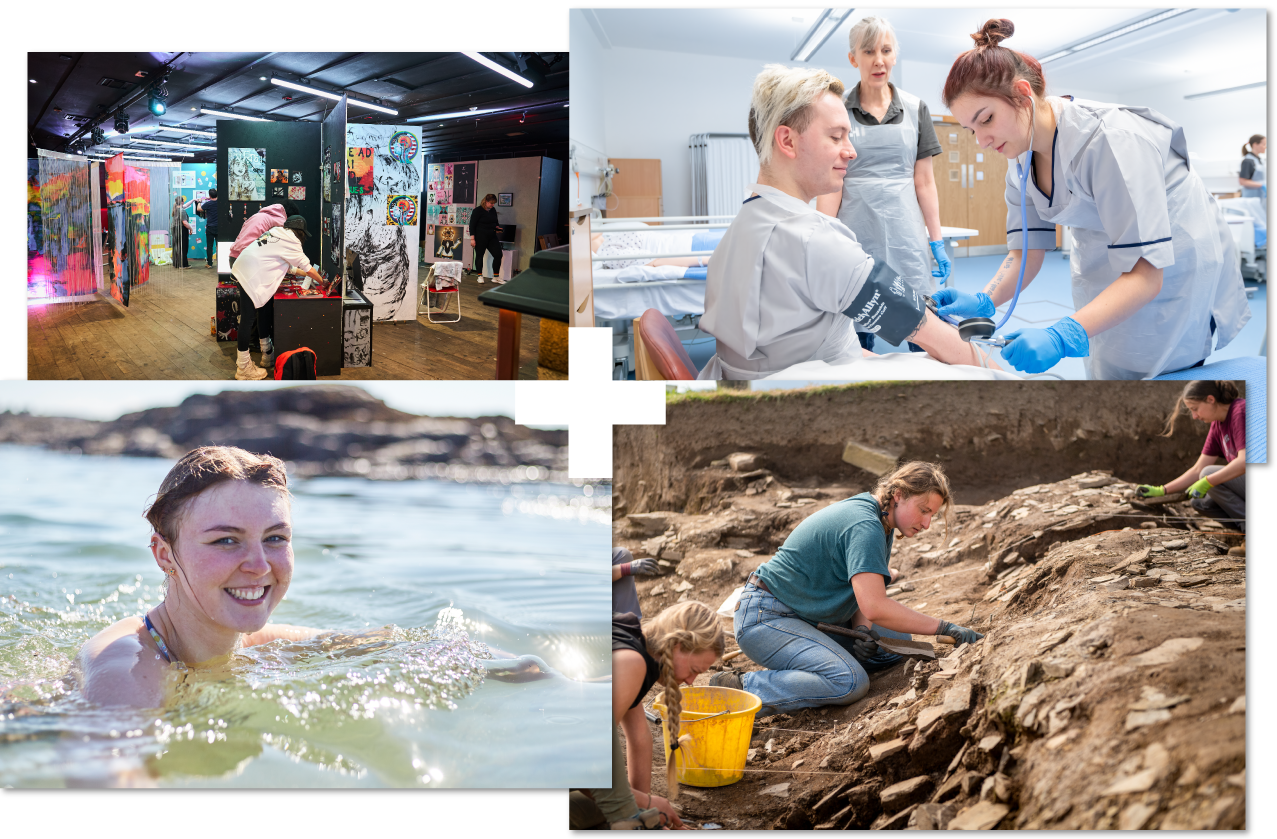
[871,461,953,538]
[642,600,725,801]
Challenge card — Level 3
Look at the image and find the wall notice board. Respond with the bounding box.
[216,120,322,267]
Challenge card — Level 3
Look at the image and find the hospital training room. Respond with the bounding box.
[568,8,1268,384]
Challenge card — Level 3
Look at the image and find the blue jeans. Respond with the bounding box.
[733,582,909,715]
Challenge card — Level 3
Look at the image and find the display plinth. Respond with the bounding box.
[273,278,342,376]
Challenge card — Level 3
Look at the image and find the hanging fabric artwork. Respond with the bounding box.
[27,160,42,272]
[33,156,97,300]
[228,147,266,201]
[124,165,152,291]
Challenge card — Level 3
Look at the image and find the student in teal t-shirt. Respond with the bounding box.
[710,462,983,716]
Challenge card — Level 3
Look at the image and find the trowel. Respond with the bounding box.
[817,623,954,660]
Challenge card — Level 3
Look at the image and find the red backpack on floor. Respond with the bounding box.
[274,347,317,380]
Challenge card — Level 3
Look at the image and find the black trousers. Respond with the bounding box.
[237,285,273,353]
[179,226,190,267]
[473,231,502,276]
[206,231,218,266]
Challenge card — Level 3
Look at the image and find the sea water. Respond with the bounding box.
[0,445,610,788]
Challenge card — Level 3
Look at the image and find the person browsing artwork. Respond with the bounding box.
[229,216,323,380]
[199,188,219,269]
[1137,381,1246,531]
[697,64,1005,380]
[816,16,949,353]
[709,462,982,716]
[469,193,504,282]
[932,19,1251,379]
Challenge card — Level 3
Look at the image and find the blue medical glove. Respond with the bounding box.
[931,287,994,320]
[929,240,952,282]
[1001,316,1090,374]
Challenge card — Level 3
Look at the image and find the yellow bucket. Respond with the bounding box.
[652,685,762,787]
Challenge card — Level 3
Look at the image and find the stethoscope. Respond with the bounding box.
[931,96,1037,351]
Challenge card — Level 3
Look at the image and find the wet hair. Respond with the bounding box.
[208,188,218,199]
[748,64,846,168]
[871,461,953,537]
[1243,134,1265,157]
[942,19,1046,113]
[1161,381,1240,436]
[848,15,898,56]
[643,601,725,801]
[145,446,290,546]
[481,193,498,206]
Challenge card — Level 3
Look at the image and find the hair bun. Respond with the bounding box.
[972,18,1015,49]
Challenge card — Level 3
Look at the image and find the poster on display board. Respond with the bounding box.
[320,93,346,284]
[421,159,477,268]
[228,147,266,201]
[173,170,195,189]
[176,163,215,261]
[343,124,423,321]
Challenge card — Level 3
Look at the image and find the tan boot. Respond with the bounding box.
[235,349,267,380]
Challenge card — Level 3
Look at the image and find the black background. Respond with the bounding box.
[217,120,321,267]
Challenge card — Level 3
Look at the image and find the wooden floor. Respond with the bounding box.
[28,263,558,380]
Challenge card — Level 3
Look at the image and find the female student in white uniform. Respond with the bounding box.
[816,15,951,346]
[932,19,1251,380]
[698,65,1003,380]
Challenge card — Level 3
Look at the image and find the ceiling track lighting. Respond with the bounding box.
[200,106,270,122]
[462,53,535,88]
[791,9,854,62]
[1040,8,1196,63]
[113,107,129,135]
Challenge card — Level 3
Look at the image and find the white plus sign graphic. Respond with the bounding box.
[516,328,666,478]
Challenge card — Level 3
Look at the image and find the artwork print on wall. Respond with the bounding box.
[228,147,266,201]
[433,225,463,260]
[347,147,374,195]
[389,131,419,164]
[452,162,476,205]
[344,125,423,321]
[386,194,418,226]
[273,186,286,197]
[292,171,303,184]
[289,186,306,200]
[270,169,289,184]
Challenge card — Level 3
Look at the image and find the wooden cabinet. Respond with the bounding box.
[606,158,663,219]
[931,120,1014,253]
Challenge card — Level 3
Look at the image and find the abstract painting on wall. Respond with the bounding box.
[386,194,418,226]
[344,125,424,321]
[270,169,289,184]
[292,171,303,183]
[228,147,266,201]
[347,147,375,196]
[433,225,464,260]
[288,186,306,200]
[273,186,286,197]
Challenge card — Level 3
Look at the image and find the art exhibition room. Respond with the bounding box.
[28,51,571,381]
[570,8,1268,384]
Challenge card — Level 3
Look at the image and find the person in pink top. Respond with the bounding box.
[230,202,298,259]
[1138,381,1246,531]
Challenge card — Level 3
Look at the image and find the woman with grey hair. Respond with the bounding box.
[816,16,949,352]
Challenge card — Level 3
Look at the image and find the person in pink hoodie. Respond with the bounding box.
[229,203,296,259]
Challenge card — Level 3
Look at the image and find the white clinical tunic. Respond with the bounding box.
[230,227,313,309]
[698,184,919,380]
[1007,96,1251,380]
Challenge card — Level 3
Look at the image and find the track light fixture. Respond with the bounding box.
[113,108,129,135]
[148,78,170,116]
[90,125,106,146]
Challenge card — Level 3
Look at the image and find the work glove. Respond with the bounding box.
[1187,477,1214,499]
[931,287,994,320]
[1001,316,1090,374]
[929,241,952,282]
[846,625,882,661]
[936,619,984,646]
[1136,485,1166,498]
[620,557,660,576]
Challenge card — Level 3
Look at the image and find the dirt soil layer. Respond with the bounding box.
[612,382,1244,830]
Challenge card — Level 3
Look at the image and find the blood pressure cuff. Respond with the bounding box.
[840,260,927,345]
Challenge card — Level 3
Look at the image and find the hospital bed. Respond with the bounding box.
[1218,197,1266,283]
[593,214,980,378]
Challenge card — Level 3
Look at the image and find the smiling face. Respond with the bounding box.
[782,91,856,198]
[950,83,1035,158]
[849,35,897,90]
[671,646,719,686]
[1185,397,1229,424]
[156,480,293,635]
[889,491,943,538]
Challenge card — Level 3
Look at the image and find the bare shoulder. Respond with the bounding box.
[77,617,171,708]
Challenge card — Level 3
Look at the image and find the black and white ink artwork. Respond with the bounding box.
[343,307,372,367]
[228,148,266,201]
[342,125,424,322]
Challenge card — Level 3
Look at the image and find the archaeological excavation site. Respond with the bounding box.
[613,382,1245,830]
